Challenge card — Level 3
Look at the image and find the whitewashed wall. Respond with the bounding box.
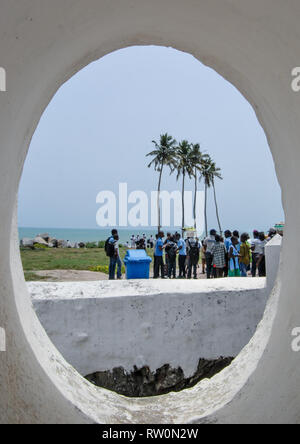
[1,0,297,424]
[266,235,282,292]
[30,279,267,377]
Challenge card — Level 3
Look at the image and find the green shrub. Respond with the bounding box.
[86,242,97,249]
[98,241,106,248]
[89,264,125,274]
[33,243,48,249]
[89,265,109,274]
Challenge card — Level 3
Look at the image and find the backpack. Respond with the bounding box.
[105,237,115,257]
[188,240,200,262]
[167,242,177,260]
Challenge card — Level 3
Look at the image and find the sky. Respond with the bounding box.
[18,45,284,232]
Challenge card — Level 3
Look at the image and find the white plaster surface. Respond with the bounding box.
[29,279,267,377]
[265,235,282,293]
[0,0,299,424]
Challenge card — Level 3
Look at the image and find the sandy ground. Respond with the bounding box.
[32,269,208,282]
[33,270,110,281]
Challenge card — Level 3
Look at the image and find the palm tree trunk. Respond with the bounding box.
[157,164,164,233]
[182,172,185,236]
[213,181,222,234]
[204,183,208,237]
[193,168,197,230]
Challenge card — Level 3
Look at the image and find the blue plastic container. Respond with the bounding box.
[123,249,152,280]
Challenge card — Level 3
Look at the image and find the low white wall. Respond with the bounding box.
[29,279,267,378]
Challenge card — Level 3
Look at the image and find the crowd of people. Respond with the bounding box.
[152,228,279,280]
[126,234,155,250]
[105,228,280,280]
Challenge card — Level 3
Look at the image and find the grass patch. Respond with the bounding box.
[21,247,154,272]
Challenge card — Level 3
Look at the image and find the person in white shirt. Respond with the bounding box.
[256,232,267,277]
[131,235,136,249]
[251,230,261,277]
[150,235,154,248]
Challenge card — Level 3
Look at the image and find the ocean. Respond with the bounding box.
[18,227,180,244]
[18,226,275,244]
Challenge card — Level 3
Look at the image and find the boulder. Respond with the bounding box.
[33,237,48,246]
[57,240,68,248]
[38,233,50,242]
[21,238,34,248]
[49,238,58,248]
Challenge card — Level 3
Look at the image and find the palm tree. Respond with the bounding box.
[201,156,223,236]
[210,161,223,235]
[201,156,213,237]
[146,133,177,232]
[190,143,209,230]
[173,140,194,236]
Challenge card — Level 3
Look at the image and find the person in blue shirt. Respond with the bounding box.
[224,230,232,277]
[224,230,232,252]
[176,233,187,278]
[228,236,241,277]
[164,232,172,275]
[154,231,166,278]
[233,231,241,251]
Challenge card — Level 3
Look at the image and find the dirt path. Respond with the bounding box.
[33,270,111,281]
[31,269,207,282]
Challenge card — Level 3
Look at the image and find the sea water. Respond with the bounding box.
[18,227,176,244]
[18,226,273,244]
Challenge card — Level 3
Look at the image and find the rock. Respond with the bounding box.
[21,238,34,248]
[57,240,68,248]
[38,233,50,242]
[50,238,58,248]
[85,357,234,398]
[33,237,48,246]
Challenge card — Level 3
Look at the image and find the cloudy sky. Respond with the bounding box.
[18,45,284,232]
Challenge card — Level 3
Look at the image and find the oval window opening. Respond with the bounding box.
[18,45,284,398]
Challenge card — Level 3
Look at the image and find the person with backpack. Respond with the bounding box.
[203,229,216,279]
[105,229,122,280]
[187,237,200,279]
[165,235,178,279]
